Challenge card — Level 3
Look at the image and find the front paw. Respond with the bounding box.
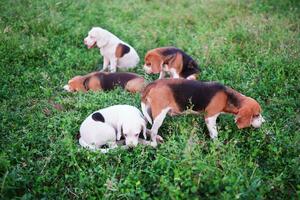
[150,141,158,148]
[156,135,164,144]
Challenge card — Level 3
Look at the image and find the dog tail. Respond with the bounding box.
[141,101,152,125]
[141,82,158,125]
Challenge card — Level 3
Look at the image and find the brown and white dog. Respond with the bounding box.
[143,47,200,80]
[63,72,145,93]
[141,79,265,147]
[84,27,140,72]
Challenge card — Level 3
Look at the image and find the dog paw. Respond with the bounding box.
[150,141,158,148]
[156,135,164,144]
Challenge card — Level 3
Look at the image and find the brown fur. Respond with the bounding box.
[235,97,262,128]
[87,76,102,91]
[142,79,262,129]
[66,71,143,93]
[144,47,199,79]
[144,50,163,73]
[205,91,228,117]
[115,43,130,58]
[125,77,146,93]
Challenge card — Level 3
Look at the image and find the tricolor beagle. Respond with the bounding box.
[63,72,145,93]
[143,47,200,80]
[79,105,163,152]
[84,27,140,72]
[141,79,265,147]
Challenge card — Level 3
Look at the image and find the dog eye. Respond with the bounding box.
[135,133,139,137]
[124,134,128,137]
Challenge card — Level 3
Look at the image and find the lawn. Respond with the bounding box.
[0,0,299,199]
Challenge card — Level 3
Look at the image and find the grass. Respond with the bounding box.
[0,0,299,199]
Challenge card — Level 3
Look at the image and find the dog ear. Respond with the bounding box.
[149,53,163,73]
[236,106,253,129]
[188,59,199,69]
[117,123,122,140]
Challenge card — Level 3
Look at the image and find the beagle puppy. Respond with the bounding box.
[79,105,163,152]
[84,27,140,72]
[143,47,200,80]
[63,72,145,93]
[141,79,265,147]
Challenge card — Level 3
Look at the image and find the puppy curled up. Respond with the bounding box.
[78,105,163,153]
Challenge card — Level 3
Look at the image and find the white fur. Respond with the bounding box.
[63,84,71,92]
[205,113,220,139]
[149,107,171,147]
[251,114,265,128]
[141,102,153,125]
[79,105,147,151]
[84,27,140,72]
[143,65,152,74]
[169,68,180,78]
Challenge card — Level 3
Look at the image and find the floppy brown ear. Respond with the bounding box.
[165,53,182,70]
[87,76,101,91]
[149,53,163,73]
[69,76,86,92]
[236,106,253,129]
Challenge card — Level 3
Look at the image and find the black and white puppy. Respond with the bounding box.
[79,105,162,152]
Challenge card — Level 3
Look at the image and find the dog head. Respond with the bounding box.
[63,72,101,92]
[118,118,147,148]
[235,97,265,129]
[143,51,163,74]
[84,27,110,49]
[63,76,86,92]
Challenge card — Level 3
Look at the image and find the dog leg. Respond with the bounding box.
[150,107,170,147]
[205,113,220,139]
[109,58,117,72]
[101,56,110,71]
[146,129,164,143]
[159,71,165,79]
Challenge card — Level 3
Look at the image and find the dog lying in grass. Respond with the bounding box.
[141,79,265,147]
[79,105,163,153]
[84,27,140,72]
[63,71,145,93]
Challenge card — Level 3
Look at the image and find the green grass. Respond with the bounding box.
[0,0,300,199]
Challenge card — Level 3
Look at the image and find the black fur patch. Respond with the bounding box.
[76,132,80,140]
[169,80,226,112]
[96,72,138,91]
[118,43,130,57]
[161,47,200,78]
[83,77,90,90]
[92,112,105,122]
[100,144,109,148]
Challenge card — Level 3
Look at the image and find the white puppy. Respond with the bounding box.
[84,27,140,72]
[79,105,153,153]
